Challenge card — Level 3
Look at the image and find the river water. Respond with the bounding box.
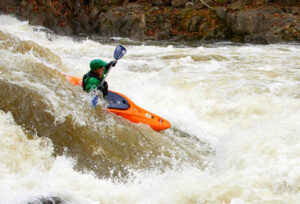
[0,14,300,204]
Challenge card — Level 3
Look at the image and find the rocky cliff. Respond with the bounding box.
[0,0,299,44]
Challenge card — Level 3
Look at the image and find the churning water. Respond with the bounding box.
[0,14,300,203]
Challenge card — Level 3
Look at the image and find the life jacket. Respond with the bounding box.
[82,70,103,91]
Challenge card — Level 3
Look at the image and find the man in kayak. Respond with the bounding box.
[82,59,117,97]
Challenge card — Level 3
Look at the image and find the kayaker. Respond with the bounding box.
[82,59,117,97]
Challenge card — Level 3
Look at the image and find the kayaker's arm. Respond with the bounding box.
[105,60,117,70]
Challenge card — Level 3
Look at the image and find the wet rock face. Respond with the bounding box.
[171,0,188,8]
[152,0,172,6]
[227,10,270,34]
[216,7,300,43]
[96,6,147,41]
[274,0,298,6]
[0,0,299,44]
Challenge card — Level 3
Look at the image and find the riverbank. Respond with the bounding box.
[0,0,299,44]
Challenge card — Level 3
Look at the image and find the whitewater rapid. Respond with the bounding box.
[0,14,300,203]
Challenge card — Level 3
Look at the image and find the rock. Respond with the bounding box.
[25,3,34,13]
[225,7,299,43]
[230,0,250,10]
[1,0,299,44]
[272,26,285,35]
[290,7,300,15]
[55,21,74,36]
[72,19,88,34]
[90,6,100,19]
[43,12,58,30]
[124,14,147,40]
[216,31,226,39]
[244,34,267,44]
[171,0,187,8]
[159,21,172,31]
[73,0,81,16]
[198,22,209,33]
[185,2,195,8]
[29,12,45,26]
[20,0,28,7]
[243,26,285,44]
[254,0,269,7]
[55,24,66,36]
[77,11,92,33]
[264,32,283,44]
[157,31,170,40]
[126,3,144,10]
[169,34,184,41]
[224,7,300,43]
[226,10,271,34]
[97,11,146,41]
[152,0,165,6]
[295,23,300,32]
[188,16,202,32]
[215,7,227,20]
[3,0,18,7]
[120,15,137,34]
[274,0,298,6]
[26,196,65,204]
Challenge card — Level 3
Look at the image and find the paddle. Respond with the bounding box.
[91,45,127,107]
[101,45,127,85]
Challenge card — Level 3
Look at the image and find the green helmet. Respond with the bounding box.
[90,59,107,71]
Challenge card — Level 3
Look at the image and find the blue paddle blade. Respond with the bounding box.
[114,45,126,60]
[91,95,99,108]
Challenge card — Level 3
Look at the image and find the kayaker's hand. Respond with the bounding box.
[103,81,108,90]
[111,60,117,67]
[98,81,108,97]
[106,60,117,68]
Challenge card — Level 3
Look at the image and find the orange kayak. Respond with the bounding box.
[64,75,171,131]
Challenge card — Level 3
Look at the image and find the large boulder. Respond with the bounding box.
[152,0,172,6]
[216,7,300,43]
[96,7,147,41]
[171,0,188,8]
[274,0,298,6]
[226,9,273,34]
